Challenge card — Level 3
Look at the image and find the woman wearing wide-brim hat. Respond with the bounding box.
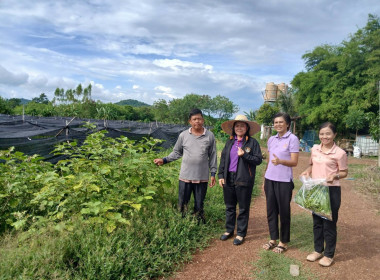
[217,115,263,245]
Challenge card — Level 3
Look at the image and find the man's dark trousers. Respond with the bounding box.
[178,181,208,222]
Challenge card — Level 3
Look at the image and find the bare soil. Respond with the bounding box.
[169,152,380,280]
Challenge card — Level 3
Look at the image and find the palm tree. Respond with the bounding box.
[243,109,256,121]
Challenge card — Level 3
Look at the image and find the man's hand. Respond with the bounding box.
[209,176,216,187]
[218,178,225,188]
[154,158,164,166]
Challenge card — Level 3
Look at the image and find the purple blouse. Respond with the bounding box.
[264,131,299,182]
[228,137,243,172]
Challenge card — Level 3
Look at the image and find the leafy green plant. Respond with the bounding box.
[0,147,52,232]
[294,183,332,220]
[0,131,179,233]
[30,131,176,232]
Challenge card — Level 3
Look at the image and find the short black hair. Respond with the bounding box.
[319,122,336,134]
[188,108,203,119]
[273,112,291,131]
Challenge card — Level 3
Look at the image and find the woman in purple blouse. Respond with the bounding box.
[262,112,299,253]
[218,115,262,245]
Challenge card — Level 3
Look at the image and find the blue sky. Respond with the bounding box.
[0,0,379,114]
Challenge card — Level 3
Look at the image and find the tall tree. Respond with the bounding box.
[210,95,238,120]
[345,108,366,137]
[243,109,256,121]
[292,14,380,135]
[276,87,297,117]
[32,93,49,104]
[0,96,12,114]
[152,99,170,122]
[255,103,279,126]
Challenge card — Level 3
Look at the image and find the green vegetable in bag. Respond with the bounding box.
[294,177,332,221]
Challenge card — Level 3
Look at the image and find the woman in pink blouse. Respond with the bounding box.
[301,122,348,267]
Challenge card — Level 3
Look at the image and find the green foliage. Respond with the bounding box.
[0,96,13,114]
[153,93,238,125]
[53,83,93,104]
[345,108,366,137]
[0,137,267,279]
[7,98,23,109]
[31,93,49,104]
[135,106,154,122]
[152,99,170,122]
[0,147,51,232]
[212,118,230,141]
[4,87,236,126]
[292,14,380,136]
[366,111,380,141]
[294,184,332,221]
[210,95,239,119]
[15,101,56,117]
[0,148,227,279]
[0,132,177,233]
[168,94,212,124]
[243,109,256,121]
[276,87,297,117]
[255,103,279,125]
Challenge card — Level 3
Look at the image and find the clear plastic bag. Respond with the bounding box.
[294,176,332,221]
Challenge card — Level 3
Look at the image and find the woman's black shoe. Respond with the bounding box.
[233,237,244,245]
[220,232,233,241]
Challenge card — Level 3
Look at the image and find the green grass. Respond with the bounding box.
[252,250,318,280]
[290,213,314,252]
[0,196,226,280]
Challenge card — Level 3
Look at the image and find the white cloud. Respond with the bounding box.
[153,59,213,73]
[0,65,28,86]
[154,85,177,99]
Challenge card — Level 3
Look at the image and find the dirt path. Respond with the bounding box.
[170,152,380,280]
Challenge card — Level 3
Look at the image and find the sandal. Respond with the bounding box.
[273,245,287,253]
[262,241,277,250]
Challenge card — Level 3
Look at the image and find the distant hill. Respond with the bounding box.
[20,98,31,105]
[115,99,150,107]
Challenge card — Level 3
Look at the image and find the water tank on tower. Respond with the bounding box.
[277,83,288,98]
[264,82,278,102]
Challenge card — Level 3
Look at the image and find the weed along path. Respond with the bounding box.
[169,152,380,280]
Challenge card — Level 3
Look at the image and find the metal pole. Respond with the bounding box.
[378,81,380,167]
